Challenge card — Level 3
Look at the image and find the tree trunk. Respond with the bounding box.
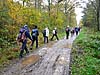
[48,0,50,17]
[65,0,67,15]
[99,0,100,31]
[35,0,37,9]
[23,1,25,7]
[97,1,100,31]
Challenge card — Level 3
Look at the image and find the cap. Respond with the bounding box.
[67,25,69,27]
[24,24,28,27]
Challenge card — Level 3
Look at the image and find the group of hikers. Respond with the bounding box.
[16,24,80,59]
[65,26,80,39]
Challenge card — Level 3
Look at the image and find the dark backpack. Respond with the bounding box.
[17,28,26,42]
[43,30,46,37]
[32,29,37,37]
[66,28,70,32]
[75,28,78,32]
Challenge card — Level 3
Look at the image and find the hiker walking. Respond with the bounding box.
[71,28,75,37]
[65,26,70,39]
[43,27,49,43]
[75,26,79,35]
[51,27,59,41]
[17,25,32,58]
[30,25,39,49]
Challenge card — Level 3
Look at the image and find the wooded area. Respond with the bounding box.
[0,0,100,75]
[0,0,77,48]
[0,0,77,67]
[82,0,100,31]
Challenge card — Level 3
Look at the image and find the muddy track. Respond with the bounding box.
[0,35,76,75]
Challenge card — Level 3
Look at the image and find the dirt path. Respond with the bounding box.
[1,35,76,75]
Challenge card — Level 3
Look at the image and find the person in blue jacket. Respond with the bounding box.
[19,25,32,59]
[30,25,39,50]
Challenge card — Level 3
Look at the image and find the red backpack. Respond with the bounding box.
[17,30,26,42]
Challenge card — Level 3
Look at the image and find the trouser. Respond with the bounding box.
[76,31,78,35]
[51,34,59,40]
[31,36,38,49]
[66,32,69,39]
[44,36,48,43]
[19,40,29,58]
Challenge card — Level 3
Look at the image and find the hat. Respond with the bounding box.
[55,27,57,29]
[24,24,28,27]
[67,25,69,27]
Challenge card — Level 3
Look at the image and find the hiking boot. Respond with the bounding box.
[19,55,23,59]
[30,47,32,50]
[26,51,29,55]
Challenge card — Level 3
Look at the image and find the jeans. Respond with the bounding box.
[31,36,38,49]
[66,32,69,39]
[44,36,48,43]
[19,39,29,58]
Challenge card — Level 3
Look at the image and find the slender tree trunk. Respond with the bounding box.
[99,0,100,31]
[35,0,37,9]
[48,0,50,17]
[65,0,67,15]
[23,1,25,7]
[97,1,100,31]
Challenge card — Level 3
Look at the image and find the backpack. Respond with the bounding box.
[66,28,70,32]
[75,28,78,32]
[32,29,37,37]
[43,30,46,37]
[17,28,26,42]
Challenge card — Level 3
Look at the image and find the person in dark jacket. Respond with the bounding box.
[19,25,32,59]
[65,26,70,39]
[75,26,79,35]
[30,25,39,49]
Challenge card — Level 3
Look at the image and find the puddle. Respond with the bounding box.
[47,41,57,48]
[21,55,40,68]
[63,43,72,48]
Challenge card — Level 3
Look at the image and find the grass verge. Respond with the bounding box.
[71,27,100,75]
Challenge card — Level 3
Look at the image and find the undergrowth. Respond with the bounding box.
[71,27,100,75]
[0,31,65,69]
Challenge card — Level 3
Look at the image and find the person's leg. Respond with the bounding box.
[44,36,46,43]
[55,34,59,40]
[76,31,78,35]
[30,36,35,50]
[51,34,54,41]
[47,36,49,43]
[66,33,69,39]
[31,36,35,46]
[25,45,29,54]
[68,33,69,39]
[19,40,26,58]
[19,50,24,58]
[36,37,38,48]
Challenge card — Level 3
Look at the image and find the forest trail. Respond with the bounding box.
[1,35,76,75]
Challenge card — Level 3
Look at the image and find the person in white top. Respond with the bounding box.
[45,27,49,37]
[43,27,49,43]
[51,27,59,41]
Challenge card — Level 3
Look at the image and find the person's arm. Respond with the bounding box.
[31,30,33,36]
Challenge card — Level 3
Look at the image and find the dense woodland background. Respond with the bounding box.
[0,0,77,66]
[0,0,100,75]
